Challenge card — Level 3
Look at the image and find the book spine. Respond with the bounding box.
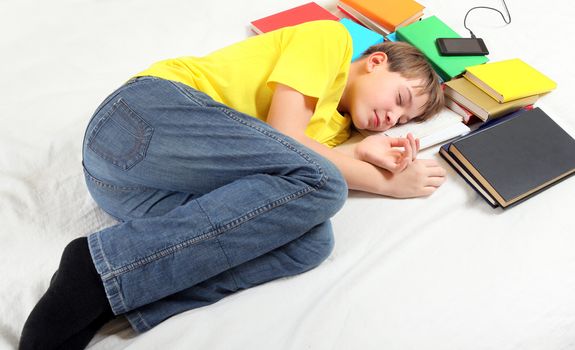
[337,2,390,34]
[439,146,499,207]
[443,87,487,121]
[339,0,393,31]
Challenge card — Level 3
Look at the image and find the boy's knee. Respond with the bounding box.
[315,157,348,217]
[300,224,336,270]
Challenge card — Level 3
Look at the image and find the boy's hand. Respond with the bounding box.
[385,159,446,198]
[355,133,420,173]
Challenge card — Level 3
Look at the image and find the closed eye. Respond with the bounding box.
[398,116,410,125]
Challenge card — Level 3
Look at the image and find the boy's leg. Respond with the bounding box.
[21,76,347,346]
[81,77,347,316]
[126,219,335,332]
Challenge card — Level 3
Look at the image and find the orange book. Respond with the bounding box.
[338,0,424,32]
[250,2,338,34]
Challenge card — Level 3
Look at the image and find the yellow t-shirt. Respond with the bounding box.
[134,20,353,147]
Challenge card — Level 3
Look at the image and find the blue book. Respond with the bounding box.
[385,32,397,42]
[339,18,384,61]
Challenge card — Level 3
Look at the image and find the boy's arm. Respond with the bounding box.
[267,84,445,198]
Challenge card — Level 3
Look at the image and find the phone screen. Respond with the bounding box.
[438,38,488,55]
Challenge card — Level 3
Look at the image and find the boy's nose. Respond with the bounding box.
[385,112,399,126]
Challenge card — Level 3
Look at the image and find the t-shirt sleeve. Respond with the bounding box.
[266,20,352,98]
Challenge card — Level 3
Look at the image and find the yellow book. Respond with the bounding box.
[464,58,557,103]
[444,78,538,121]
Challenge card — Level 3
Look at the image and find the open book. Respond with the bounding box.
[358,107,470,150]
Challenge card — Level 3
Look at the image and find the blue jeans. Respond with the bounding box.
[81,76,347,333]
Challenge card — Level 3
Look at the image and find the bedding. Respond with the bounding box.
[2,0,575,349]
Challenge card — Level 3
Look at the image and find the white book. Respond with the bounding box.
[358,107,470,150]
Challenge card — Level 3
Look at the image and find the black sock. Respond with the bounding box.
[57,311,114,350]
[19,237,114,350]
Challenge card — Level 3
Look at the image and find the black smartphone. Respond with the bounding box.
[436,38,489,56]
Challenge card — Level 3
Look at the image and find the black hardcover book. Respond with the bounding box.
[440,109,525,208]
[439,143,499,207]
[448,107,575,208]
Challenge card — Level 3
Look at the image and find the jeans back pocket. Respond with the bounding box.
[87,98,154,171]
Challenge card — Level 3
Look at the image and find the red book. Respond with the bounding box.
[250,2,339,34]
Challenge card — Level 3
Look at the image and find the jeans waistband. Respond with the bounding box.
[124,76,160,86]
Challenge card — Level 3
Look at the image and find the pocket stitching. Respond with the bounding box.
[87,98,154,171]
[83,168,148,192]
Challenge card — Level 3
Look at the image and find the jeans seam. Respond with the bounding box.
[195,198,215,228]
[166,80,206,107]
[195,200,240,289]
[217,106,328,190]
[108,273,130,315]
[89,232,131,316]
[127,310,152,333]
[215,237,239,290]
[94,232,114,278]
[99,183,318,281]
[83,166,148,192]
[165,78,328,189]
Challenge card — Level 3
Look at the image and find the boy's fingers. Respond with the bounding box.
[389,157,408,173]
[403,137,413,163]
[426,176,446,187]
[407,133,417,160]
[427,164,447,177]
[421,186,438,196]
[388,137,408,148]
[421,159,442,167]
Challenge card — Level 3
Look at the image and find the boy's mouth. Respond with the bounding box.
[373,110,380,128]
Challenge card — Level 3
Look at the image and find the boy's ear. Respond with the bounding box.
[366,52,389,73]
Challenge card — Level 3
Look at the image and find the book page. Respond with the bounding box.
[383,107,463,139]
[358,107,469,149]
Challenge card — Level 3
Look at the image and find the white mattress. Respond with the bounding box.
[2,0,575,349]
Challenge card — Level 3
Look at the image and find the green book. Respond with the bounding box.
[396,16,488,81]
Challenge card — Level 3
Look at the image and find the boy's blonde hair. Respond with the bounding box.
[361,41,444,122]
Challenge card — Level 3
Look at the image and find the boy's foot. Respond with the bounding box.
[19,237,114,350]
[57,312,114,350]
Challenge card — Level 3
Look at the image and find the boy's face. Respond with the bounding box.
[343,53,429,132]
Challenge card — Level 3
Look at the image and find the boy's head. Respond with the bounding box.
[339,41,444,132]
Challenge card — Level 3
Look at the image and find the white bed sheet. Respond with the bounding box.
[2,0,575,349]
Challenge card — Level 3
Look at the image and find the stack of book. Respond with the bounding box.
[444,58,556,122]
[440,108,575,208]
[337,0,424,35]
[437,58,569,208]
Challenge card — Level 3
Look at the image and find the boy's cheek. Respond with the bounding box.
[351,114,368,130]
